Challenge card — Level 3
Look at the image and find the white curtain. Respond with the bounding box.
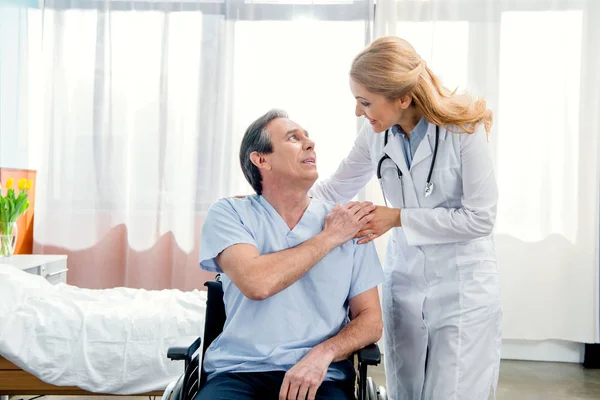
[0,4,30,168]
[0,0,374,290]
[3,0,598,344]
[371,0,600,344]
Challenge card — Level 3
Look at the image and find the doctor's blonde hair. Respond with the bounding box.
[350,36,493,135]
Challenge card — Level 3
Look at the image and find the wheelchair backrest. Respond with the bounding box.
[200,276,226,386]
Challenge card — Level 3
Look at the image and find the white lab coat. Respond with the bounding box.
[310,120,502,400]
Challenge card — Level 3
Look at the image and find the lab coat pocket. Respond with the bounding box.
[455,239,497,275]
[433,166,461,203]
[455,240,501,307]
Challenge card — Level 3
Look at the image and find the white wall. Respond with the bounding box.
[502,340,585,363]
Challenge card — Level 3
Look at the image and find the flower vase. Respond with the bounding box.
[0,221,18,257]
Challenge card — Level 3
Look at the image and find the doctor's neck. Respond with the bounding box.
[261,184,311,230]
[396,106,424,138]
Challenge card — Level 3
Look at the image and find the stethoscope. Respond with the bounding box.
[376,125,440,207]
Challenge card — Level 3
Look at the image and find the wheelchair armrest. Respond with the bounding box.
[167,337,202,362]
[357,343,381,366]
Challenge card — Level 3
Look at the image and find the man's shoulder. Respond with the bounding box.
[208,195,262,216]
[309,197,337,214]
[202,196,267,234]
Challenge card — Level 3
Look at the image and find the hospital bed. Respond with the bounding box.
[163,276,388,400]
[0,357,163,397]
[0,263,207,398]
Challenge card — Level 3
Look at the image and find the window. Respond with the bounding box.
[22,1,372,211]
[496,10,583,243]
[393,1,589,244]
[396,21,469,91]
[232,18,366,195]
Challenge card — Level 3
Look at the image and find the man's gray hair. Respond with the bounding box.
[240,109,289,195]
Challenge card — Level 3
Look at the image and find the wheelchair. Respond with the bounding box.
[163,276,387,400]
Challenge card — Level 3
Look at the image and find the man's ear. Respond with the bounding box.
[250,151,271,171]
[396,94,413,110]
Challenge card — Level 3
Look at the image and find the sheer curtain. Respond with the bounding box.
[2,0,374,290]
[371,0,600,348]
[4,0,598,347]
[0,4,30,168]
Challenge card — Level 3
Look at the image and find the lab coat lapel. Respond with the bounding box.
[382,135,409,179]
[410,123,434,169]
[383,135,419,207]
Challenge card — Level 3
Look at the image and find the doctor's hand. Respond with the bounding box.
[279,347,333,400]
[323,201,376,247]
[356,206,401,244]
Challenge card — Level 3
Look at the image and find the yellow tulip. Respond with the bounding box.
[18,178,26,190]
[26,180,33,190]
[5,178,13,190]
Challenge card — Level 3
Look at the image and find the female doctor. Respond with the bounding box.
[309,36,501,400]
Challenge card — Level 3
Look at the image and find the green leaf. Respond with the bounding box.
[19,200,29,215]
[7,196,14,220]
[0,196,6,221]
[14,195,25,216]
[0,190,29,222]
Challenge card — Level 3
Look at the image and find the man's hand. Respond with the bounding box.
[355,206,401,244]
[323,201,376,248]
[279,348,334,400]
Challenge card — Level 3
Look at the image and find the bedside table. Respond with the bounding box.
[1,254,68,285]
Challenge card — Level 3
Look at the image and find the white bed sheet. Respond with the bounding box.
[0,263,206,394]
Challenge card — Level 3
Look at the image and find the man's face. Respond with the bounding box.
[261,117,318,185]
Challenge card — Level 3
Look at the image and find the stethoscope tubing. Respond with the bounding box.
[377,125,440,206]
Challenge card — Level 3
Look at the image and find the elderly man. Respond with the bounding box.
[198,109,384,400]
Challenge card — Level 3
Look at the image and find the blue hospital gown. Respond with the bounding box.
[199,195,384,381]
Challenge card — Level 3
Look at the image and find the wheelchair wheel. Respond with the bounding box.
[366,377,378,400]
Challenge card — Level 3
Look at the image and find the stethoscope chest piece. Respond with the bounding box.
[424,182,434,197]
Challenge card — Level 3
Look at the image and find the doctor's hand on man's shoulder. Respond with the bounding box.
[322,201,376,248]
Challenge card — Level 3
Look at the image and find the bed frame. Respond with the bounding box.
[0,356,164,398]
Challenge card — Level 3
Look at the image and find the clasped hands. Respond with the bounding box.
[232,195,399,244]
[344,201,401,244]
[322,201,400,245]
